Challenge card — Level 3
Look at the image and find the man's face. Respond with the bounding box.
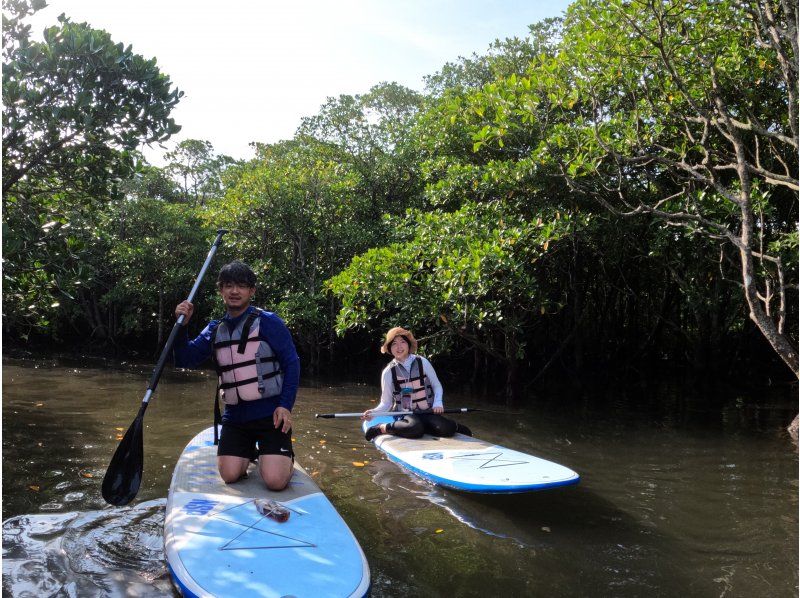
[219,281,255,311]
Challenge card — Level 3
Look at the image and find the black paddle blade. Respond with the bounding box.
[101,412,144,506]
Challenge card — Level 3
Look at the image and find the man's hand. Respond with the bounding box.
[175,300,194,325]
[274,406,292,433]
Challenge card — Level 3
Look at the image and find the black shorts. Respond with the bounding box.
[217,416,294,459]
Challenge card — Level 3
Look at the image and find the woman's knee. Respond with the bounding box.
[390,419,424,438]
[427,417,457,437]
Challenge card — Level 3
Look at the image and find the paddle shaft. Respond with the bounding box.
[315,408,477,419]
[142,228,227,405]
[102,228,226,506]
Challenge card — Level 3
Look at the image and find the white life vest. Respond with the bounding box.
[390,357,434,411]
[212,309,283,405]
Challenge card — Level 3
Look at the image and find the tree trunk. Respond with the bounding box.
[736,187,799,441]
[738,198,798,377]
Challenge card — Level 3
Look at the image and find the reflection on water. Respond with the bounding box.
[2,358,798,597]
[3,499,173,597]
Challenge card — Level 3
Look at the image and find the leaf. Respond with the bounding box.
[352,461,365,467]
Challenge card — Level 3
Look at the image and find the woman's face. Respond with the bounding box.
[390,336,410,360]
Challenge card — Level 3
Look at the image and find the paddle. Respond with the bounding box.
[101,229,228,506]
[315,408,478,418]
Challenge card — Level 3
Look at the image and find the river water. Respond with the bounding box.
[2,357,797,597]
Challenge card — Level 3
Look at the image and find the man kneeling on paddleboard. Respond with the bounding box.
[362,327,470,440]
[173,261,300,491]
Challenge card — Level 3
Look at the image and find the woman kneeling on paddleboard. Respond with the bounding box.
[362,327,469,440]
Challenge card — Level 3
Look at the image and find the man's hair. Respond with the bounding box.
[217,261,257,288]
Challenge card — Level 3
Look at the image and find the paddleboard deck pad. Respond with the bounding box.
[363,415,579,493]
[165,427,370,597]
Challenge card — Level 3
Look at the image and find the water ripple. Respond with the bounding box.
[2,499,175,597]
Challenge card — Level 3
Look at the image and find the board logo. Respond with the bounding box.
[183,498,218,515]
[422,452,444,460]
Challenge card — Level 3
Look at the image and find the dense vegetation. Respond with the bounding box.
[3,1,797,407]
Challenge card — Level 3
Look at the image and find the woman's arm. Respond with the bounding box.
[422,357,444,409]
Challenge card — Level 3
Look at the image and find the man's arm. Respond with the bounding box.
[260,312,300,411]
[173,321,217,368]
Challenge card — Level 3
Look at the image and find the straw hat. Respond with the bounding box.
[380,327,418,354]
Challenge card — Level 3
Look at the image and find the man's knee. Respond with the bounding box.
[260,457,293,491]
[220,468,245,484]
[262,469,291,491]
[218,457,247,483]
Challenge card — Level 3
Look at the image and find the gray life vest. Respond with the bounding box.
[390,356,434,411]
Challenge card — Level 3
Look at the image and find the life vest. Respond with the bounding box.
[390,357,434,411]
[212,309,283,405]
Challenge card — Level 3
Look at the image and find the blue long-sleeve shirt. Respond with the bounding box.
[173,306,300,424]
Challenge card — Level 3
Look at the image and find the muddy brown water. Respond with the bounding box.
[2,358,797,597]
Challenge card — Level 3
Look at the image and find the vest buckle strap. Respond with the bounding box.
[217,358,257,373]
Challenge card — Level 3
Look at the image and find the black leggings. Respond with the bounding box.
[388,413,457,439]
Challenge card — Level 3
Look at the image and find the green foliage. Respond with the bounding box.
[120,159,182,203]
[423,19,563,96]
[165,139,237,206]
[2,0,793,387]
[2,3,184,341]
[328,201,579,363]
[446,0,798,374]
[298,82,426,213]
[101,199,213,339]
[202,137,384,360]
[3,10,183,198]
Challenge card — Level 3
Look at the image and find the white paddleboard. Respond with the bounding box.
[363,415,579,493]
[165,426,370,598]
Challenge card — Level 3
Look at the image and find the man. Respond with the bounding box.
[173,261,300,491]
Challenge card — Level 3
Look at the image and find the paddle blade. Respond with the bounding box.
[101,413,144,506]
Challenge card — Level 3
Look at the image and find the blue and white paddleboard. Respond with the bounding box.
[363,415,579,493]
[165,427,370,598]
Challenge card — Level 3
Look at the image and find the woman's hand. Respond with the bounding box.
[175,300,194,325]
[274,407,292,433]
[361,409,374,422]
[432,405,444,414]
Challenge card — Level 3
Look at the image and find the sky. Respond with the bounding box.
[26,0,573,164]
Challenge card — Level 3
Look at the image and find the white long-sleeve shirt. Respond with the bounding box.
[374,354,443,412]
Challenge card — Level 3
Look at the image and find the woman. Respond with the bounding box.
[362,327,468,440]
